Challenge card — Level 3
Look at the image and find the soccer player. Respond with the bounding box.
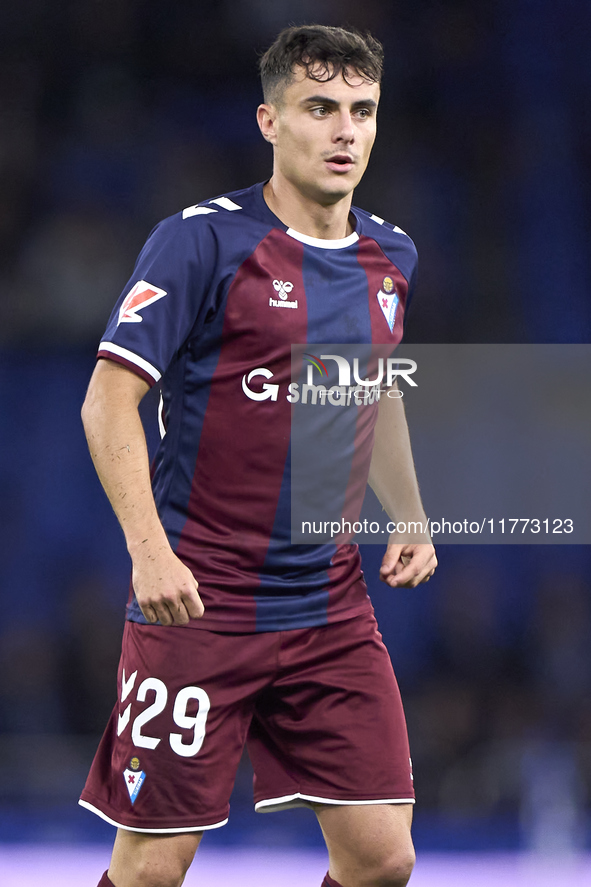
[79,24,437,887]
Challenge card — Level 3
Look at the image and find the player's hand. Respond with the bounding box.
[379,542,437,588]
[131,544,204,626]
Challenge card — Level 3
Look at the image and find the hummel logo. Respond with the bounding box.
[270,279,298,310]
[273,279,294,300]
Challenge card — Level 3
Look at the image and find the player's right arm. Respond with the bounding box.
[81,358,204,626]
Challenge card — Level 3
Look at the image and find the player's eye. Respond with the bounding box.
[311,106,330,117]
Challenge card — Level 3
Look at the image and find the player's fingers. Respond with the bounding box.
[389,553,437,588]
[168,600,191,626]
[183,587,205,619]
[140,590,199,627]
[157,608,174,626]
[142,604,158,624]
[383,546,436,586]
[380,546,424,582]
[379,544,404,578]
[384,564,418,587]
[149,598,175,626]
[167,587,204,625]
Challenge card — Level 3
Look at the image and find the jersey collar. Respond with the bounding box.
[255,182,360,250]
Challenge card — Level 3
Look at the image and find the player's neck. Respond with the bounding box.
[263,177,354,241]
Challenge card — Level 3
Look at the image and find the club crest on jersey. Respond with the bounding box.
[123,766,146,804]
[270,279,298,310]
[377,277,399,332]
[118,280,167,325]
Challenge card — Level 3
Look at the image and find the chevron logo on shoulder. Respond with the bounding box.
[118,280,167,325]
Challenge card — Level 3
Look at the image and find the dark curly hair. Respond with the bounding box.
[259,24,384,105]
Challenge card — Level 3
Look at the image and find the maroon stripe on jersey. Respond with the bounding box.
[347,233,408,540]
[324,235,409,617]
[336,398,378,543]
[356,234,409,346]
[327,405,377,618]
[325,389,377,619]
[175,229,308,629]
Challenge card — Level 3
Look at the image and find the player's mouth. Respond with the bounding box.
[325,154,355,173]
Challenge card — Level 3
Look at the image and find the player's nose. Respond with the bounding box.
[333,110,355,143]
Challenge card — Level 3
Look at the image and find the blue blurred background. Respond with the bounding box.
[1,0,590,857]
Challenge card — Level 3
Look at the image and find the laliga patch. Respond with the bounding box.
[123,766,146,804]
[377,276,399,332]
[118,280,167,325]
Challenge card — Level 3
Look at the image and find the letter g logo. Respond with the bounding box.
[241,367,279,401]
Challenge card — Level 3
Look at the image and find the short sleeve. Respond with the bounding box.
[403,253,418,322]
[98,214,218,385]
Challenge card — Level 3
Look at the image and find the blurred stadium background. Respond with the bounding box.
[1,0,591,882]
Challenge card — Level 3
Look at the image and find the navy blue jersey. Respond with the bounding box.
[98,182,418,631]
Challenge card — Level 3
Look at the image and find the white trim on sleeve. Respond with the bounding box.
[98,342,162,383]
[78,800,228,833]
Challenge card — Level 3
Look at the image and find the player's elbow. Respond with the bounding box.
[81,388,94,434]
[81,377,101,435]
[81,369,113,440]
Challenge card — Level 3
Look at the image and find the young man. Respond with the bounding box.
[79,25,436,887]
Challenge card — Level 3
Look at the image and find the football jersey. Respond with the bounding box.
[97,182,418,632]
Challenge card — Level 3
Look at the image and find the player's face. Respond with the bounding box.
[260,66,380,206]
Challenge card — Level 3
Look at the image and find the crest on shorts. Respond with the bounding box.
[123,767,146,804]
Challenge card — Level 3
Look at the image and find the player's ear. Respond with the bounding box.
[257,103,278,145]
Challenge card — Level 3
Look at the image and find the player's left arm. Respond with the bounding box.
[368,387,437,587]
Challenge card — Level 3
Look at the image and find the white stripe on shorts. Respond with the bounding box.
[78,800,228,833]
[254,793,415,813]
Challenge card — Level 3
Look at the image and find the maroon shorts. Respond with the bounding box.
[79,611,414,833]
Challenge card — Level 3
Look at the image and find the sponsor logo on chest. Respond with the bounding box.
[269,279,298,309]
